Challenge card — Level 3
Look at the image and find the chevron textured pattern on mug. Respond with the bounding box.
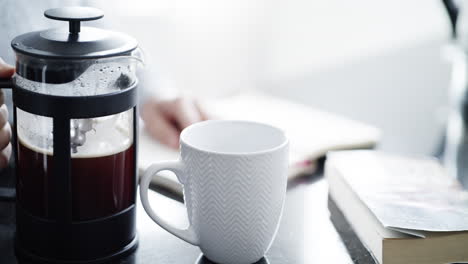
[140,120,289,264]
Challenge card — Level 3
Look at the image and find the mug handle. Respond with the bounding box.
[139,160,199,246]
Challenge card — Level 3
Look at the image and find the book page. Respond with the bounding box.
[139,92,380,177]
[328,151,468,232]
[202,91,380,164]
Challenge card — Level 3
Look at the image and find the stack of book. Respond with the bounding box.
[326,151,468,264]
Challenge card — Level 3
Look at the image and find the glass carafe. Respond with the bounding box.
[15,55,142,220]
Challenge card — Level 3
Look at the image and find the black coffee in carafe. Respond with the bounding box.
[17,139,135,221]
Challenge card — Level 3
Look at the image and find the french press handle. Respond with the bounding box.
[0,78,13,89]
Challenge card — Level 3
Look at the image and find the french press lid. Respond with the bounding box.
[11,7,138,84]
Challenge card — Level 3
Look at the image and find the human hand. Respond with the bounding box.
[0,58,13,168]
[141,97,208,149]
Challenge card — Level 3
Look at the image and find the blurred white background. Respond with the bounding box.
[87,0,452,155]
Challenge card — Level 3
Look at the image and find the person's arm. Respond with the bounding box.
[141,97,208,149]
[138,60,209,149]
[0,58,13,168]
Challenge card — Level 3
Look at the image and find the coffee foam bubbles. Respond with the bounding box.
[14,61,137,97]
[17,109,133,158]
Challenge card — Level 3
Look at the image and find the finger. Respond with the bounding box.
[0,105,9,128]
[0,143,11,169]
[172,98,203,129]
[142,103,180,149]
[0,122,11,150]
[0,58,15,78]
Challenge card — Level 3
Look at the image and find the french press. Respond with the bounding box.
[0,7,142,263]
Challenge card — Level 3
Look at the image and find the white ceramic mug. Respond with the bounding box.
[140,120,289,264]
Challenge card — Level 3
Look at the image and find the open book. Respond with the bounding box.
[139,92,380,197]
[326,151,468,264]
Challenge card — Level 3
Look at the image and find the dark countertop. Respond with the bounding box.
[0,164,356,264]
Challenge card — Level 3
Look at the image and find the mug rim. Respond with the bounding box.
[180,120,289,156]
